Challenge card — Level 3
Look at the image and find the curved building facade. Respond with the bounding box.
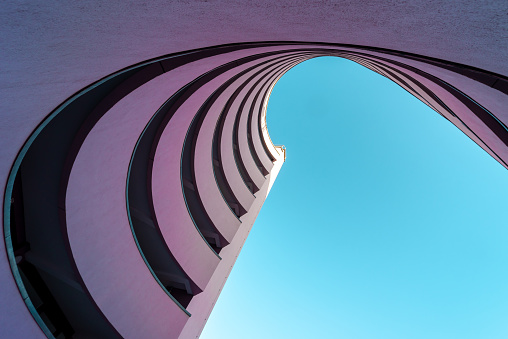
[1,2,507,338]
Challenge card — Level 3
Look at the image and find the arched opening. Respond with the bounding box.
[202,57,508,339]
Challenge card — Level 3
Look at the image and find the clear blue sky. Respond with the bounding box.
[201,57,508,339]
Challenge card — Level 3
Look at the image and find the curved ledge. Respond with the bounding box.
[216,54,311,206]
[249,58,312,168]
[190,52,316,229]
[240,56,314,178]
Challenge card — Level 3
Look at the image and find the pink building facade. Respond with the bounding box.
[1,1,507,338]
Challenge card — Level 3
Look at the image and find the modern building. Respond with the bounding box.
[1,1,507,338]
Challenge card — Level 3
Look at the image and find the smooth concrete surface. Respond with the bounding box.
[66,73,191,339]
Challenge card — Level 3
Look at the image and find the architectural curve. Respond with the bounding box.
[1,2,507,338]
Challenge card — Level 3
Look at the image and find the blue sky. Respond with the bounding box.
[201,57,508,339]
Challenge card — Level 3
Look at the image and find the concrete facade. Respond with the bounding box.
[1,1,507,338]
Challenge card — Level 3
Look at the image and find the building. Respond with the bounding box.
[1,1,507,338]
